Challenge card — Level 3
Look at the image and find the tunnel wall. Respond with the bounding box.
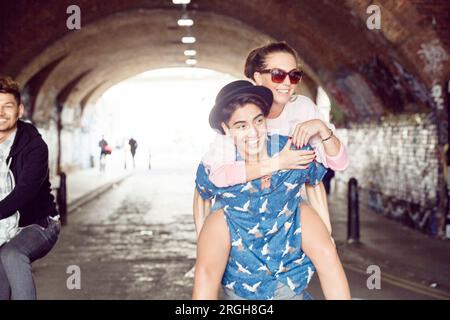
[334,112,442,234]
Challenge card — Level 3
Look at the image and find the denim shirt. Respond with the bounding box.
[195,134,327,299]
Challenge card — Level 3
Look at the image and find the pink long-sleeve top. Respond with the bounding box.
[202,95,349,187]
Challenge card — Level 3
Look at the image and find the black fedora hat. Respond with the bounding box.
[209,80,273,133]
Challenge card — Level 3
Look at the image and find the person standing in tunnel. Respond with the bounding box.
[98,135,111,172]
[128,137,138,169]
[0,77,60,300]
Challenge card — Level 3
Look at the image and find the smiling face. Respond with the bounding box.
[0,93,23,137]
[221,103,268,161]
[253,52,298,108]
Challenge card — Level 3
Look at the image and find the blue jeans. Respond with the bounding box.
[0,216,60,300]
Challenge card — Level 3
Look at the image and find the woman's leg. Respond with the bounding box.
[300,203,351,300]
[192,209,231,299]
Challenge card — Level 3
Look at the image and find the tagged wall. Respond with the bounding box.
[335,114,440,235]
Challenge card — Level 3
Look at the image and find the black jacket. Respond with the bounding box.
[0,120,58,226]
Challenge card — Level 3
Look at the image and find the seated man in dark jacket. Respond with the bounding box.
[0,76,60,300]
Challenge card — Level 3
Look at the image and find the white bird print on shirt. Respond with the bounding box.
[286,277,297,291]
[284,221,292,231]
[294,226,302,235]
[294,253,306,265]
[223,192,236,198]
[248,223,262,238]
[295,189,302,198]
[232,238,244,251]
[225,281,236,290]
[284,182,298,193]
[235,200,250,212]
[242,281,261,293]
[265,221,278,236]
[277,203,293,218]
[307,267,314,283]
[236,261,252,275]
[282,241,295,257]
[241,182,257,193]
[261,243,270,256]
[257,264,270,273]
[275,261,288,276]
[223,205,230,213]
[259,198,269,214]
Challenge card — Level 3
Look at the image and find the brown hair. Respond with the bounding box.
[244,41,300,81]
[0,76,21,105]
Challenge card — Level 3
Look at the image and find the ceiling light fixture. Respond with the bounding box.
[181,36,196,44]
[186,58,197,65]
[172,0,191,4]
[184,49,197,56]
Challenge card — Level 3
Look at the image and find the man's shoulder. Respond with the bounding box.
[18,120,41,136]
[16,120,46,148]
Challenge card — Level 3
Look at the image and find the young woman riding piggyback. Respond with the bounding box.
[195,42,349,237]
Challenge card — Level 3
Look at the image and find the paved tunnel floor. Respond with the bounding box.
[32,168,450,300]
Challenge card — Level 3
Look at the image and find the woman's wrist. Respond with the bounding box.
[317,121,331,139]
[321,129,334,142]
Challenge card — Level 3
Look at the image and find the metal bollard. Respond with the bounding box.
[57,172,68,226]
[347,177,360,243]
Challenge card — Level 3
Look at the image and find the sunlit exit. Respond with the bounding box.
[91,68,237,169]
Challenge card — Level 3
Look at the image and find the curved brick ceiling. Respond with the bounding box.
[0,0,448,125]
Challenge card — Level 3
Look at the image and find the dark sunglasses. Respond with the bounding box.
[259,68,304,84]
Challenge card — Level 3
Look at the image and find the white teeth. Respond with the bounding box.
[277,89,289,94]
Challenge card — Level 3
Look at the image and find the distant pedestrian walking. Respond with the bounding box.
[128,138,138,169]
[98,136,112,172]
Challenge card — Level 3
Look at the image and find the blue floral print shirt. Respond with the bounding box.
[195,134,327,299]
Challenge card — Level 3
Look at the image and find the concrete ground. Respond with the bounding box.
[33,165,450,300]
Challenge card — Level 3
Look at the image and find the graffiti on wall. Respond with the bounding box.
[417,39,449,77]
[359,55,434,114]
[338,115,440,235]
